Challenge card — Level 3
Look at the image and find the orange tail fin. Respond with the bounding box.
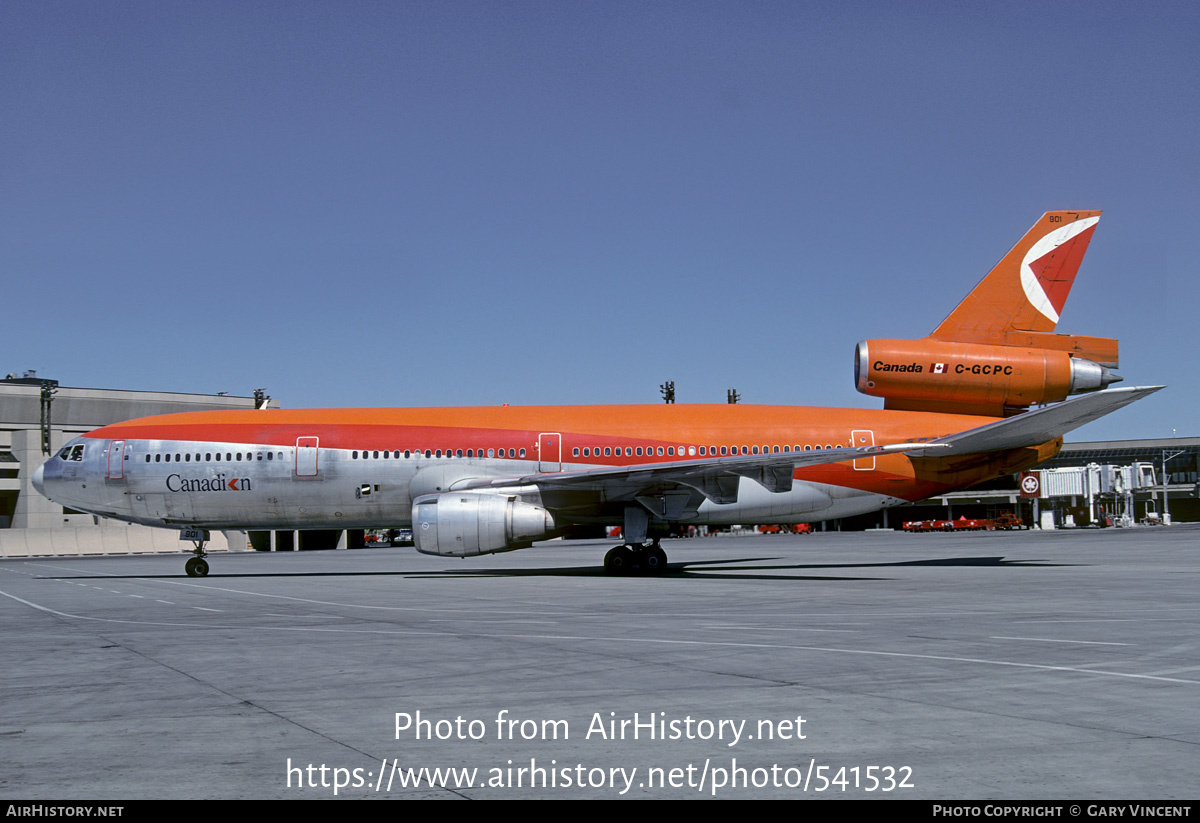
[930,210,1101,344]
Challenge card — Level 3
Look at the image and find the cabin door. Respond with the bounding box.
[295,437,320,477]
[538,433,562,473]
[851,430,875,470]
[107,440,126,479]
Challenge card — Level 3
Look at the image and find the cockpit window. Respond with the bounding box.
[65,445,85,461]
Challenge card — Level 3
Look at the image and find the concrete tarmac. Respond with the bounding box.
[2,525,1198,799]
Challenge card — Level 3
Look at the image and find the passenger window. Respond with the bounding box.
[519,448,526,458]
[572,448,579,457]
[508,449,515,458]
[624,447,632,456]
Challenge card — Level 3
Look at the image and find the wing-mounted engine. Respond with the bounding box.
[412,492,558,557]
[855,337,1121,416]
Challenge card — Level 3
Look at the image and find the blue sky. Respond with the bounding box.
[3,1,1196,440]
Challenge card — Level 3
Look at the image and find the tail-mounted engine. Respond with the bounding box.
[412,492,557,557]
[855,336,1121,416]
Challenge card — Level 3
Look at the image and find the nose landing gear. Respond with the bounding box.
[184,555,209,577]
[180,528,211,577]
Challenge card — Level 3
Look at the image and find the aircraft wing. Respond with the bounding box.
[457,441,943,505]
[455,387,1162,506]
[926,385,1164,456]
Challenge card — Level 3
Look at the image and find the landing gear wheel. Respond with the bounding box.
[183,531,210,576]
[185,557,209,577]
[644,544,668,574]
[604,545,635,576]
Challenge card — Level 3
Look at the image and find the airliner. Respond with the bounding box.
[33,211,1160,576]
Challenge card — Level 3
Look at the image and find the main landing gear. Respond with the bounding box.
[184,537,210,577]
[603,540,668,576]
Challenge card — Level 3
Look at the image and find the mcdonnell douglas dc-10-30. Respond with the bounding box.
[34,211,1160,576]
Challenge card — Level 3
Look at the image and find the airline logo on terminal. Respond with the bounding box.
[166,473,252,492]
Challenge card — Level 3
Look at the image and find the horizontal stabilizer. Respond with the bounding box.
[926,386,1163,456]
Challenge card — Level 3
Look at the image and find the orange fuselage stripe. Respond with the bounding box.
[84,404,1035,502]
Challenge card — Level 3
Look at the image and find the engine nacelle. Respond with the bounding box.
[412,492,557,557]
[855,339,1119,413]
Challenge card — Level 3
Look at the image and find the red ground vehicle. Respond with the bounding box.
[903,513,1023,532]
[757,524,813,534]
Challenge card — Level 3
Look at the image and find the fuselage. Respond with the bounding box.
[33,403,1057,532]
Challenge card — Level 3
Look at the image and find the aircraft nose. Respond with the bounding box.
[32,462,45,496]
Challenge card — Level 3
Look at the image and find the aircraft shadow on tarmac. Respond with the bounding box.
[41,555,1073,583]
[398,555,1073,581]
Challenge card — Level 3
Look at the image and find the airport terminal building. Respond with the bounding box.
[851,437,1200,530]
[0,374,271,554]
